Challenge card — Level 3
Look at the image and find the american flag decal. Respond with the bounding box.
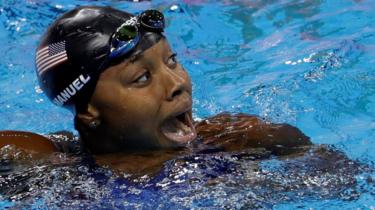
[36,41,68,75]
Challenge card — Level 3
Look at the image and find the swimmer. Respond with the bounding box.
[0,6,311,173]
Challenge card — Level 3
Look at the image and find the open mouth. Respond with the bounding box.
[160,111,197,144]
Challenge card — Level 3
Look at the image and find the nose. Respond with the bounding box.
[163,68,187,101]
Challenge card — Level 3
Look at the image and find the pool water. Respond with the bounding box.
[1,0,375,209]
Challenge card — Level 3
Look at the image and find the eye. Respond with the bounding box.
[167,53,178,68]
[133,71,150,84]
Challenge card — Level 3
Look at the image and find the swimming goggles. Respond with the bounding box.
[108,9,165,59]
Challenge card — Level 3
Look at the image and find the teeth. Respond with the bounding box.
[177,118,192,134]
[161,112,196,143]
[177,129,184,136]
[160,112,197,143]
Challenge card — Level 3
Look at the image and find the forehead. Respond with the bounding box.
[101,38,172,76]
[131,38,171,62]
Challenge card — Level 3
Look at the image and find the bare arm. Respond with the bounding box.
[195,113,312,154]
[0,130,58,154]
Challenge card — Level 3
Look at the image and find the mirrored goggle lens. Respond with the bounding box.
[115,25,138,42]
[110,24,139,59]
[139,10,165,31]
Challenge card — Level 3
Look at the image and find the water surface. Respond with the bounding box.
[0,0,374,209]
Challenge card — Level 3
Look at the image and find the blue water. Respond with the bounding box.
[1,0,375,209]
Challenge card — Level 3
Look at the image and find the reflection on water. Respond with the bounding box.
[1,0,375,208]
[0,146,373,209]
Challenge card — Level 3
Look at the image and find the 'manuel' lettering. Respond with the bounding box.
[53,74,90,106]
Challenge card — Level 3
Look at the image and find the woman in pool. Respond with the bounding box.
[0,6,311,171]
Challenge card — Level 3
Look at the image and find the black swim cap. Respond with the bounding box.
[36,6,163,113]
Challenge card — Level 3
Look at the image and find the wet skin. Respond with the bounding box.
[0,38,311,174]
[0,131,56,154]
[78,38,197,153]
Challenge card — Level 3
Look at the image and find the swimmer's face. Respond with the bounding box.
[83,39,196,151]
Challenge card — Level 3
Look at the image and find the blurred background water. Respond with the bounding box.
[0,0,374,209]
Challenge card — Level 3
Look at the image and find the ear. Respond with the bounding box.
[76,103,100,127]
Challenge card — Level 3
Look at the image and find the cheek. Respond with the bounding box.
[100,87,163,130]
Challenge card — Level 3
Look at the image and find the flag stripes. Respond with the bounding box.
[36,41,67,75]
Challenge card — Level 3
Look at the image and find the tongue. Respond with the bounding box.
[161,116,194,143]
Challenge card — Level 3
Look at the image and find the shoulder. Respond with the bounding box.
[0,130,57,153]
[195,112,263,142]
[195,113,312,154]
[0,130,80,155]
